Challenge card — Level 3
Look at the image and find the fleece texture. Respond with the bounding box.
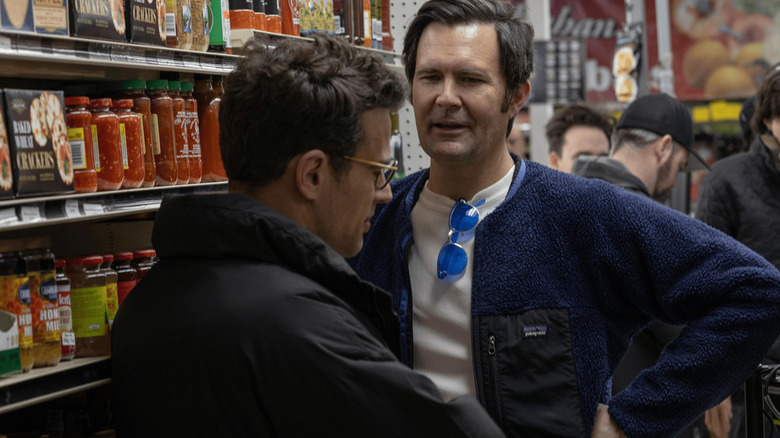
[351,158,780,438]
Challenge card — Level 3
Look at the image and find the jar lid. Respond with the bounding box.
[55,258,66,268]
[114,252,134,261]
[102,254,115,263]
[65,96,90,106]
[88,98,113,109]
[112,99,134,109]
[67,255,104,266]
[133,249,156,258]
[168,80,181,91]
[147,79,169,90]
[117,79,147,90]
[180,81,194,92]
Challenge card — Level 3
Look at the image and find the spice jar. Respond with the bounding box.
[0,252,33,372]
[252,0,265,31]
[66,256,110,358]
[112,252,137,306]
[194,75,227,182]
[112,99,145,188]
[100,255,119,331]
[55,259,76,361]
[131,249,156,285]
[26,248,61,368]
[65,96,98,193]
[265,0,281,33]
[168,81,190,185]
[89,98,124,191]
[147,80,178,186]
[181,82,202,183]
[190,0,209,51]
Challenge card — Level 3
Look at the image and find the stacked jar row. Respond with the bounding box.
[0,249,157,373]
[64,77,227,193]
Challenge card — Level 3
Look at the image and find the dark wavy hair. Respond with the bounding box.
[402,0,534,113]
[220,34,408,186]
[545,104,614,155]
[752,67,780,135]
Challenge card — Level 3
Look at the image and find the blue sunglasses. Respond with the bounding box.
[437,198,485,280]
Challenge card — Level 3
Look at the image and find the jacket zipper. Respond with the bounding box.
[487,334,504,428]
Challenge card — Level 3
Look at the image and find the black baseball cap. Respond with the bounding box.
[615,93,709,171]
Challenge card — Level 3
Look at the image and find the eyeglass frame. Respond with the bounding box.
[338,155,398,189]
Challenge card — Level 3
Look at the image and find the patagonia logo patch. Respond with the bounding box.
[523,325,548,338]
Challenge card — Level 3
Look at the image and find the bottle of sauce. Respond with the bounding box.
[265,0,280,33]
[194,75,227,181]
[100,255,119,331]
[0,252,33,372]
[66,256,110,358]
[55,259,76,361]
[64,96,98,193]
[207,0,228,52]
[27,248,61,368]
[131,250,157,285]
[147,80,178,186]
[112,99,145,189]
[168,81,190,185]
[112,252,137,306]
[114,80,156,187]
[89,98,124,191]
[280,0,298,36]
[252,0,265,32]
[181,82,202,184]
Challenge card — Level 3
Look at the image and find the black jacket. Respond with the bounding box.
[112,193,504,438]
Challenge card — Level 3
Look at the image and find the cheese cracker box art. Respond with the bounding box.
[0,91,13,200]
[69,0,126,41]
[2,89,75,197]
[1,0,34,32]
[127,0,165,46]
[33,0,68,35]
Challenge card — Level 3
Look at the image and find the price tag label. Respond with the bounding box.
[15,36,42,55]
[144,49,159,65]
[158,49,174,66]
[0,35,12,53]
[110,45,129,63]
[127,46,145,64]
[0,207,17,224]
[88,42,111,61]
[172,53,185,68]
[82,203,104,215]
[51,39,77,58]
[211,57,224,72]
[74,41,91,59]
[182,53,200,69]
[199,54,215,70]
[64,199,81,218]
[20,205,42,222]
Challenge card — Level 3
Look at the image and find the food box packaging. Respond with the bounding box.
[298,0,332,36]
[0,92,13,201]
[0,309,22,377]
[33,0,68,35]
[69,0,127,41]
[2,89,75,197]
[127,0,165,46]
[1,0,35,32]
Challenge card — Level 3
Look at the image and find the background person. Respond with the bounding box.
[350,1,780,437]
[112,34,506,438]
[545,103,612,174]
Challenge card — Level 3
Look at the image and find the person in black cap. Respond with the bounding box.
[696,67,780,438]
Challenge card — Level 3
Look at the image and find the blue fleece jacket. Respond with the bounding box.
[351,159,780,438]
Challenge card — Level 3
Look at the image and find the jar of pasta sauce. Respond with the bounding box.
[116,80,156,187]
[0,252,33,372]
[131,249,156,285]
[147,80,178,186]
[112,99,145,188]
[65,96,98,193]
[112,252,137,306]
[55,259,76,361]
[66,256,110,358]
[168,81,190,185]
[181,82,202,184]
[100,255,119,331]
[89,98,124,191]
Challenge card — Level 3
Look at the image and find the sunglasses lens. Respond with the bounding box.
[437,243,468,279]
[450,202,479,232]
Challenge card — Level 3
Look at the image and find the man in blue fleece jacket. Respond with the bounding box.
[349,0,780,437]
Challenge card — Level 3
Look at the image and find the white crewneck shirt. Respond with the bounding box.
[409,166,515,400]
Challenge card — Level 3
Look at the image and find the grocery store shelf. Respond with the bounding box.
[0,356,111,415]
[0,181,227,232]
[0,31,238,79]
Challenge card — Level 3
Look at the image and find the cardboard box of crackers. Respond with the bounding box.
[69,0,126,41]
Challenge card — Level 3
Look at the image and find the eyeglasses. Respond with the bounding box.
[437,198,485,280]
[341,155,398,189]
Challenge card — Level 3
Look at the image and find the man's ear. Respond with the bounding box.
[548,151,560,171]
[508,81,531,116]
[655,135,674,164]
[296,149,329,201]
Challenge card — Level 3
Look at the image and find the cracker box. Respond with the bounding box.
[2,89,75,197]
[1,0,35,32]
[0,92,13,201]
[126,0,165,46]
[33,0,68,35]
[69,0,126,41]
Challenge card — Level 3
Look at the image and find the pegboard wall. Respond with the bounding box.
[390,1,430,175]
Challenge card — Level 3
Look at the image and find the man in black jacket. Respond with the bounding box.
[111,34,505,438]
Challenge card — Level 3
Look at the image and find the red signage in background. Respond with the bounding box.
[669,0,780,102]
